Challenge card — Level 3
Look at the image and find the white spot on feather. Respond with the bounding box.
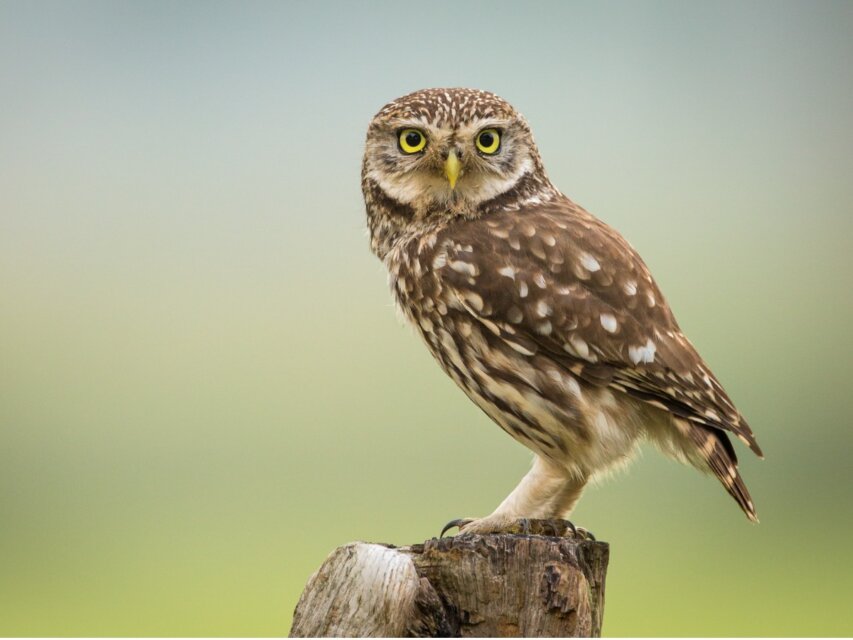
[479,317,501,336]
[536,321,552,335]
[462,291,484,312]
[506,341,535,356]
[566,335,590,359]
[566,377,582,397]
[600,313,618,333]
[579,253,601,272]
[450,261,477,276]
[628,338,657,364]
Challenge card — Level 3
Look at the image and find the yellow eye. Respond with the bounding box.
[398,128,426,153]
[475,128,501,154]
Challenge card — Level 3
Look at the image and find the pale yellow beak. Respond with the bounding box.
[444,150,460,190]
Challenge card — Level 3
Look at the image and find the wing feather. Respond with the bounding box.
[432,198,763,457]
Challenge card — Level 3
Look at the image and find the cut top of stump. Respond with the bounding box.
[290,522,609,638]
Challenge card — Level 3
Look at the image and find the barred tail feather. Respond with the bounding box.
[690,425,759,523]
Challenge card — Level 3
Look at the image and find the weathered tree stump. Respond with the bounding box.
[290,520,609,637]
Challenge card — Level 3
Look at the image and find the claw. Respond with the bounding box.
[576,526,596,541]
[440,518,472,538]
[439,517,596,540]
[560,520,595,540]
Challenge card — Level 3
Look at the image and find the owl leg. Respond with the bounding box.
[441,455,590,537]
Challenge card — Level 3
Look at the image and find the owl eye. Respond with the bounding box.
[398,128,427,153]
[475,128,501,154]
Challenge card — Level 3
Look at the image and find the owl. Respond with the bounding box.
[362,88,762,535]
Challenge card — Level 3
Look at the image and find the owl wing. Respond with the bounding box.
[432,198,763,459]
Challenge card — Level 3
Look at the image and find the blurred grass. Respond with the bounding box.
[2,0,853,636]
[2,239,852,635]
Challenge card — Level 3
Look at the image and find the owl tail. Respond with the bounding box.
[690,425,759,523]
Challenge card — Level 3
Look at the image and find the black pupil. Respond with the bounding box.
[405,131,421,148]
[479,132,495,148]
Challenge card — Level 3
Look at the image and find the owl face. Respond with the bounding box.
[363,88,544,214]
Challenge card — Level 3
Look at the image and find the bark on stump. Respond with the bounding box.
[290,520,609,637]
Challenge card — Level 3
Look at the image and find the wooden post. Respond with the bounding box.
[290,519,609,637]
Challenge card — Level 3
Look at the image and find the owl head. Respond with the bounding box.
[362,88,555,227]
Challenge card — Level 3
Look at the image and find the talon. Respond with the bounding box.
[564,519,578,536]
[576,526,596,541]
[440,518,472,538]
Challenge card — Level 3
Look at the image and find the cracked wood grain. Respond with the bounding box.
[290,521,608,637]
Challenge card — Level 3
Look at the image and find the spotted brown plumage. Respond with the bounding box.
[362,88,762,531]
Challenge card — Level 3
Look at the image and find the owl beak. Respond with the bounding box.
[444,150,461,190]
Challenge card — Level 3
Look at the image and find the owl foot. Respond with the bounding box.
[440,516,594,540]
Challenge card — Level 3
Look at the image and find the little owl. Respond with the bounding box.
[362,88,762,535]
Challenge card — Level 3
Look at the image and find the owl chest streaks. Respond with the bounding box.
[385,211,646,476]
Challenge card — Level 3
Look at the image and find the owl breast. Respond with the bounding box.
[385,229,645,479]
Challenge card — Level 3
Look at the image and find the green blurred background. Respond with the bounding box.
[2,0,852,636]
